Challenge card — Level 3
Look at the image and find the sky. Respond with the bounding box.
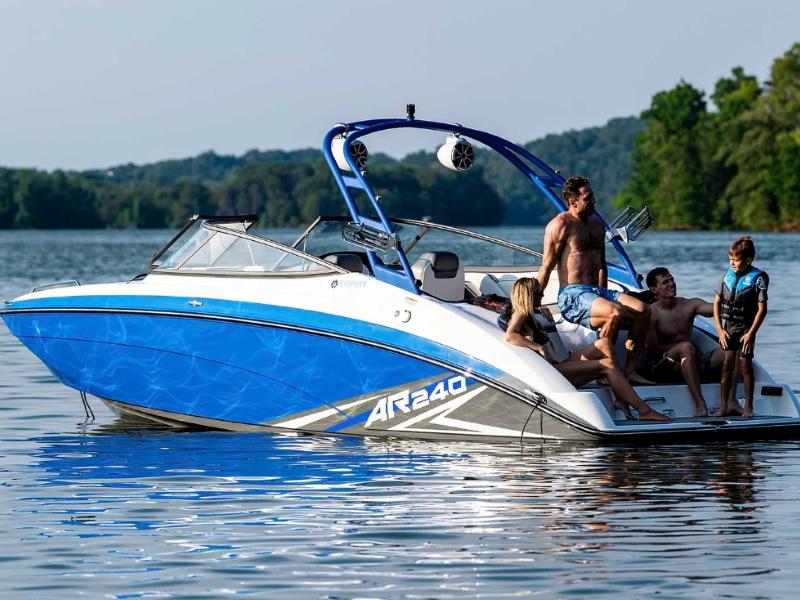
[1,0,798,171]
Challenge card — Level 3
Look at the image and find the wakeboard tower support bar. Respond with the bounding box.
[322,106,644,291]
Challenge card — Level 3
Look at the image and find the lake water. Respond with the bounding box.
[2,228,800,598]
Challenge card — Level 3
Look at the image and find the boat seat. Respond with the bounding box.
[464,272,508,298]
[412,251,465,301]
[323,252,369,274]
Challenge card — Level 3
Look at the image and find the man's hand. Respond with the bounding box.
[718,329,730,350]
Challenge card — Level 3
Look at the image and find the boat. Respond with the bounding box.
[3,106,800,442]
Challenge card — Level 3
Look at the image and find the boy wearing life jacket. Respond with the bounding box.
[713,236,769,418]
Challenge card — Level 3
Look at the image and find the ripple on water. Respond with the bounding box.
[3,230,800,597]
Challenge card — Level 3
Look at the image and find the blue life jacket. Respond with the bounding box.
[718,266,768,328]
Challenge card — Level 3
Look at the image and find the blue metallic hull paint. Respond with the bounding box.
[5,312,452,425]
[4,295,501,377]
[1,296,504,427]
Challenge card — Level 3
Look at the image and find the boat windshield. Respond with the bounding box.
[149,216,337,275]
[293,217,541,268]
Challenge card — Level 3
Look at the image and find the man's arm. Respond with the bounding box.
[537,217,565,293]
[691,298,714,318]
[595,218,608,288]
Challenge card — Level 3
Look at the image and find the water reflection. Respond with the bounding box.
[3,425,797,596]
[27,430,767,524]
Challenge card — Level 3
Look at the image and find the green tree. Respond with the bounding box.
[616,81,712,229]
[293,163,344,223]
[94,183,169,228]
[219,163,314,227]
[162,181,216,227]
[706,67,762,226]
[484,117,645,224]
[0,168,16,227]
[415,165,504,226]
[368,164,425,220]
[13,170,101,228]
[724,43,800,229]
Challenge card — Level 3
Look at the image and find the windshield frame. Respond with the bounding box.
[147,216,347,277]
[292,215,543,266]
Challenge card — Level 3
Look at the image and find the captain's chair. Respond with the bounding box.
[411,251,465,301]
[323,253,369,274]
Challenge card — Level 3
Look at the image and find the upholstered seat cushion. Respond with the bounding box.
[412,251,465,301]
[323,253,369,274]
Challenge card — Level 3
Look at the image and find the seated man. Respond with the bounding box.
[537,176,651,384]
[644,267,722,417]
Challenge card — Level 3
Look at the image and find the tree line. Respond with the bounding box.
[8,38,799,232]
[615,42,800,230]
[0,115,642,230]
[0,161,511,229]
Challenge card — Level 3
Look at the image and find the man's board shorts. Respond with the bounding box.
[643,348,722,383]
[557,284,621,330]
[723,323,755,359]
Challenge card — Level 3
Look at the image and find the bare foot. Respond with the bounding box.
[741,407,754,419]
[725,403,744,417]
[626,372,655,386]
[613,399,634,420]
[694,403,708,417]
[714,403,743,417]
[637,406,672,422]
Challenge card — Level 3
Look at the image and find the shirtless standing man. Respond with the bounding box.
[645,267,721,417]
[537,176,652,385]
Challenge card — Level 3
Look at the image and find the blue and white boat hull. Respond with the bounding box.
[2,276,576,440]
[5,272,800,441]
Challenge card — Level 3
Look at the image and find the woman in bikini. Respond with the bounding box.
[505,277,670,422]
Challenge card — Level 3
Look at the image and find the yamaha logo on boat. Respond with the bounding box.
[333,280,367,289]
[366,375,468,428]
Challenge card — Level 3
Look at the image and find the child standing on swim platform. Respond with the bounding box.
[713,236,769,418]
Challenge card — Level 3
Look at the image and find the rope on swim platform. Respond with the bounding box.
[520,389,548,443]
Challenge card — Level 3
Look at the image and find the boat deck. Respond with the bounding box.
[613,414,793,426]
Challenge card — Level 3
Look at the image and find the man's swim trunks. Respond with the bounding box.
[557,284,621,329]
[643,348,722,383]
